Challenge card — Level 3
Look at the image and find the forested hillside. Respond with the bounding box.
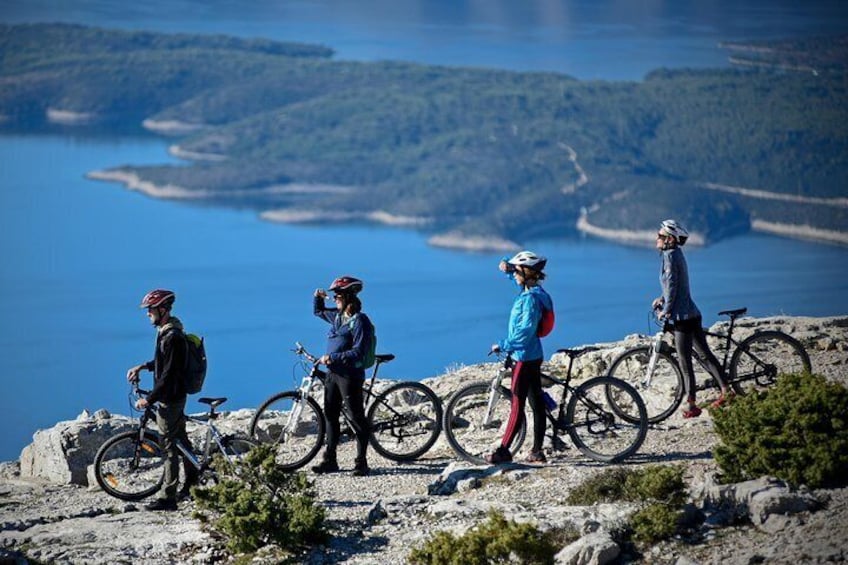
[2,24,846,247]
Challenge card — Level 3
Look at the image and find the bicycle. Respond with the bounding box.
[94,385,257,501]
[607,307,813,424]
[442,348,648,465]
[248,342,443,471]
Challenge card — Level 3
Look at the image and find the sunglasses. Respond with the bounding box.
[333,295,344,300]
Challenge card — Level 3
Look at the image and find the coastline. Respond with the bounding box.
[85,167,847,251]
[575,213,706,247]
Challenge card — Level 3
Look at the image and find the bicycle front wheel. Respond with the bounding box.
[94,429,165,501]
[607,346,684,424]
[730,330,812,396]
[249,392,325,471]
[442,381,525,465]
[368,381,443,462]
[565,376,647,463]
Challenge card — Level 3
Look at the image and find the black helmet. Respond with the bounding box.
[329,276,363,295]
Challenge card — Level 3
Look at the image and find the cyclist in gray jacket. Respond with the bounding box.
[652,220,731,418]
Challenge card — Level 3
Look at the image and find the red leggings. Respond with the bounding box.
[501,358,546,453]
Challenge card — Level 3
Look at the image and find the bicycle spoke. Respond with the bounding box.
[368,382,442,461]
[607,346,683,424]
[443,382,525,464]
[249,392,325,471]
[95,431,165,501]
[566,376,647,463]
[730,331,811,396]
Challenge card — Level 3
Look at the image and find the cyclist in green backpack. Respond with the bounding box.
[126,289,199,510]
[311,276,375,477]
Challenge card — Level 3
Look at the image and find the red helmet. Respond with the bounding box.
[329,276,363,295]
[140,289,176,309]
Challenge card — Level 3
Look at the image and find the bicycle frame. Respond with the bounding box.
[640,314,742,390]
[133,387,242,472]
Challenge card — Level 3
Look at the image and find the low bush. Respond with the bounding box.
[712,372,848,488]
[193,444,327,554]
[408,510,571,565]
[566,465,686,544]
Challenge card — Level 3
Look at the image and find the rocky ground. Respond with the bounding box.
[1,315,847,564]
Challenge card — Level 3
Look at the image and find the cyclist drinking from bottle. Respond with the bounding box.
[487,251,554,464]
[653,220,731,418]
[311,276,375,477]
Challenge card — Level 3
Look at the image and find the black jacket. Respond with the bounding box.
[144,317,187,404]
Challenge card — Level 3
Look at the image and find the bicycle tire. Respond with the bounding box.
[729,330,812,396]
[565,376,648,463]
[249,391,325,471]
[607,346,684,424]
[94,429,165,501]
[368,381,443,462]
[442,381,525,464]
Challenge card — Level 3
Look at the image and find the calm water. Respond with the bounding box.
[2,1,848,461]
[3,0,848,80]
[1,134,847,461]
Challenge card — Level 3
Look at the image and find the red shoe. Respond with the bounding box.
[710,393,734,409]
[682,406,702,419]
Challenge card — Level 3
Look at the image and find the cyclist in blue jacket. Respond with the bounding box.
[311,275,374,477]
[488,251,554,464]
[653,220,731,418]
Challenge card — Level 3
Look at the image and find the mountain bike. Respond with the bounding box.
[248,342,443,470]
[607,307,812,424]
[94,385,256,501]
[442,348,648,465]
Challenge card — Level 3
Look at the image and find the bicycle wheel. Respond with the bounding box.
[565,376,647,463]
[730,330,812,396]
[249,391,325,471]
[607,346,684,424]
[368,381,443,462]
[94,429,165,501]
[442,381,525,465]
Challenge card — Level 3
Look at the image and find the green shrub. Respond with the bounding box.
[713,372,848,488]
[629,503,683,543]
[566,465,687,544]
[566,465,685,506]
[192,444,327,554]
[408,510,569,565]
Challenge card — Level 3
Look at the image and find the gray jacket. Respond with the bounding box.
[660,248,701,322]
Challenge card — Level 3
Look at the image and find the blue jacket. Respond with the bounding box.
[314,296,373,379]
[660,247,701,322]
[498,286,552,362]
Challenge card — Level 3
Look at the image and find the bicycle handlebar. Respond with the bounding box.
[293,341,320,364]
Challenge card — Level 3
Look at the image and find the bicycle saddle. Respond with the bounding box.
[718,307,747,319]
[555,346,598,359]
[198,397,227,408]
[376,354,395,363]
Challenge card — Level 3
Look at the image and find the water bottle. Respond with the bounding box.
[542,391,557,411]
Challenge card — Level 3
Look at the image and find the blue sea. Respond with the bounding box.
[1,0,847,461]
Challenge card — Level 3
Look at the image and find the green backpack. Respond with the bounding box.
[348,314,377,369]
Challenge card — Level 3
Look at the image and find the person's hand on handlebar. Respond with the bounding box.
[135,397,149,410]
[126,364,145,384]
[318,354,331,365]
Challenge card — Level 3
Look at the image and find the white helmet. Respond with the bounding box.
[507,250,547,271]
[659,219,689,245]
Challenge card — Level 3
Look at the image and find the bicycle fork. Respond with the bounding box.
[642,331,664,388]
[482,377,503,427]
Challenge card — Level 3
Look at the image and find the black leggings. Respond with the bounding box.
[673,317,727,401]
[501,358,546,453]
[322,372,370,464]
